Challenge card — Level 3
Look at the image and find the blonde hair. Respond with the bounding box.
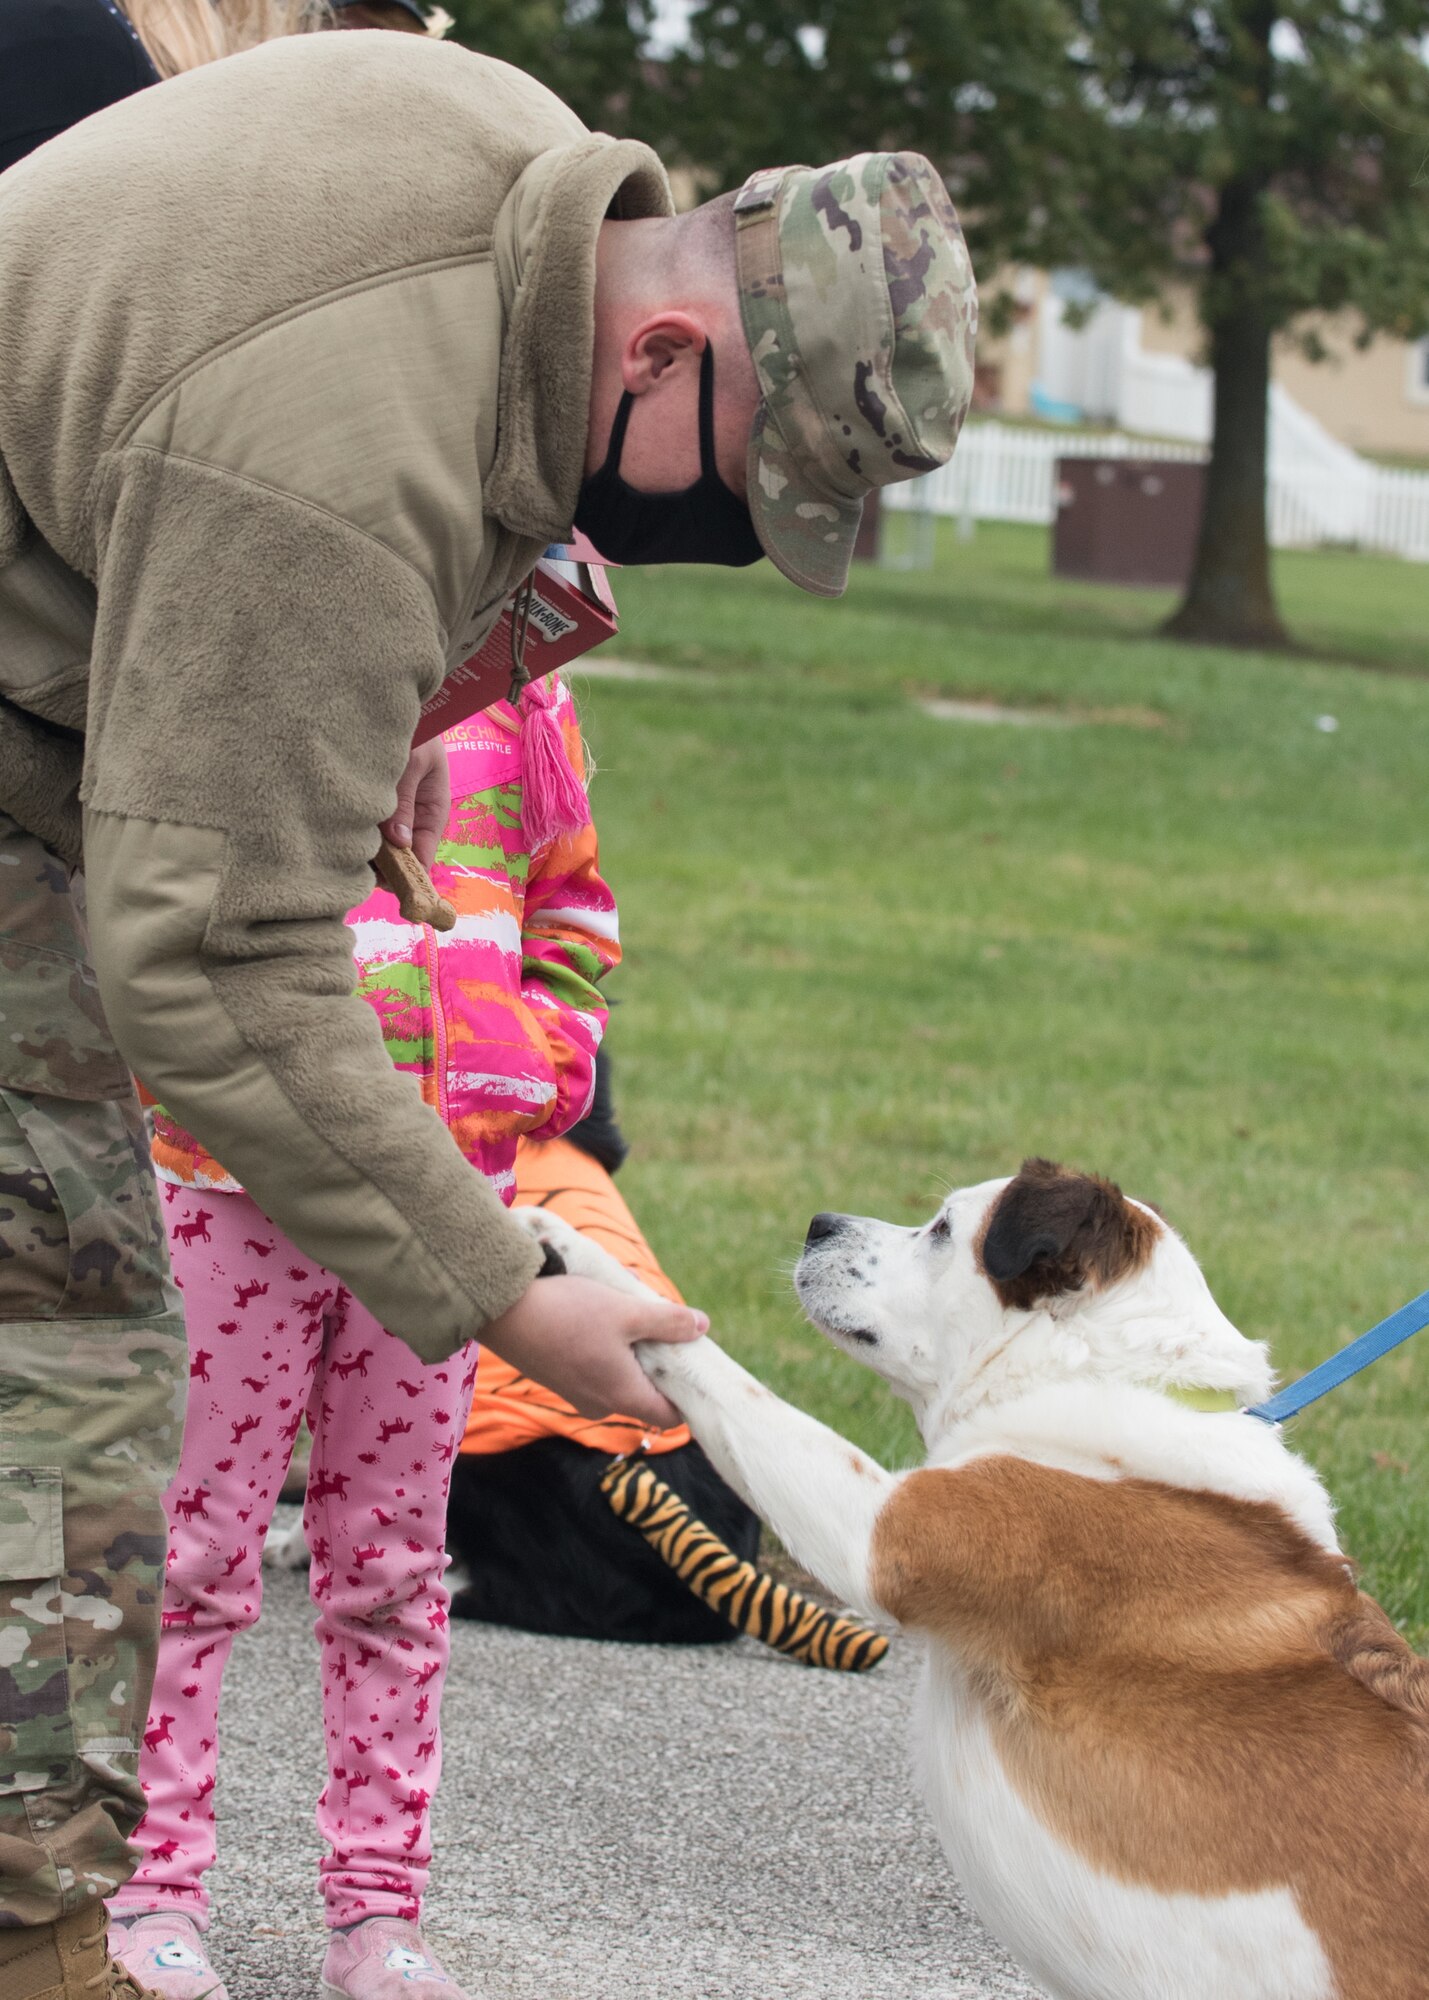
[329,2,452,32]
[122,0,332,79]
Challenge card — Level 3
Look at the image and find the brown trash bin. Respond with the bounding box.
[1052,456,1206,588]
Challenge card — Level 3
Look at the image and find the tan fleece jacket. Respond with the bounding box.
[0,33,672,1359]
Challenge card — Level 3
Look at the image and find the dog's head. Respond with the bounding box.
[793,1157,1272,1439]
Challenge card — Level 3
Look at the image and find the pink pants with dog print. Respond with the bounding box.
[111,1185,477,1930]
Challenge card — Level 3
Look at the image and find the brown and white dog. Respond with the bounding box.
[516,1160,1429,2000]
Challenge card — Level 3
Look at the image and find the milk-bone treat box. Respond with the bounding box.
[412,536,618,745]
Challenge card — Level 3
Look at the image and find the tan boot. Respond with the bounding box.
[0,1907,163,2000]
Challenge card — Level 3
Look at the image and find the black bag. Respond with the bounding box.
[446,1435,760,1645]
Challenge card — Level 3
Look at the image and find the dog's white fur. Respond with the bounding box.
[511,1177,1385,2000]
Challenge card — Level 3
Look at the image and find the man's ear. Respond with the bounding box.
[621,312,707,394]
[979,1158,1160,1312]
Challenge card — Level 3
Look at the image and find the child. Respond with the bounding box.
[451,1085,763,1645]
[111,675,617,2000]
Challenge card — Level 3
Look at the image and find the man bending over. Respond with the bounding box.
[0,31,974,1994]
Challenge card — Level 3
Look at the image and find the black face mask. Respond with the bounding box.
[575,343,764,569]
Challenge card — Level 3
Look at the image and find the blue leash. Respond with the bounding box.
[1245,1286,1429,1425]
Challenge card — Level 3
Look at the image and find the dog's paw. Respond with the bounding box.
[511,1206,656,1301]
[263,1516,312,1570]
[512,1205,584,1271]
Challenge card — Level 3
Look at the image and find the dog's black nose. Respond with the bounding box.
[805,1212,844,1246]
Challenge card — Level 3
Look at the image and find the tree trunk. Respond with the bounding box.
[1163,9,1289,656]
[1162,295,1288,649]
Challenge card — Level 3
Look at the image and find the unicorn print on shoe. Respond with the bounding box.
[321,1918,466,1998]
[108,1914,228,2000]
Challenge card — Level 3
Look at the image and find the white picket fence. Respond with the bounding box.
[885,424,1199,530]
[887,416,1429,563]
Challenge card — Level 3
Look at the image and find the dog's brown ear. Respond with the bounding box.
[979,1157,1159,1311]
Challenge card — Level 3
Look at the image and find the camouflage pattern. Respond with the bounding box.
[733,150,978,598]
[0,814,187,1927]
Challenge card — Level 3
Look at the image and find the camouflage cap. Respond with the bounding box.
[733,151,977,598]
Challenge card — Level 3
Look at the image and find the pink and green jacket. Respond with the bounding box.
[150,679,617,1204]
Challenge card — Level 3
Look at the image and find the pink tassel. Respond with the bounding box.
[518,675,590,853]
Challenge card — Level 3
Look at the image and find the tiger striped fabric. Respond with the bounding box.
[601,1455,889,1673]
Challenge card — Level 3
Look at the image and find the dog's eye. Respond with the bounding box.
[928,1215,952,1243]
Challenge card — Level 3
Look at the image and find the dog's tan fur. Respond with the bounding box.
[873,1458,1429,1996]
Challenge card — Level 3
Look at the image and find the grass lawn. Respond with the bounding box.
[570,523,1429,1644]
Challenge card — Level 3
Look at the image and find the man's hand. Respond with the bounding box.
[482,1274,708,1430]
[380,737,451,872]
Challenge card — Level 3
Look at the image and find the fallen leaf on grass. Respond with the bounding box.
[1372,1451,1410,1476]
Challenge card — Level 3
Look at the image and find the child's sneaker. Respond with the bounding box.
[320,1919,466,1998]
[107,1915,227,2000]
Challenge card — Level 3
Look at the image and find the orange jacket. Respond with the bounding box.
[463,1134,691,1458]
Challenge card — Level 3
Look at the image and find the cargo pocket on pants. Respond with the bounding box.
[0,1466,76,1795]
[0,1087,169,1321]
[0,880,167,1321]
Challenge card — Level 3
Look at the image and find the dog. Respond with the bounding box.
[515,1159,1429,2000]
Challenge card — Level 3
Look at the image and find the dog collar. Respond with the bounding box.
[1165,1386,1243,1415]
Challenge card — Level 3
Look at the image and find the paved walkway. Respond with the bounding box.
[209,1521,1043,1999]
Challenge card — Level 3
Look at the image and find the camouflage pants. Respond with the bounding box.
[0,815,187,1926]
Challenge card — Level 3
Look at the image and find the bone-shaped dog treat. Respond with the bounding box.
[373,837,456,931]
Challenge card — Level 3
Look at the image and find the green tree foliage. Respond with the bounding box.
[442,0,661,132]
[447,0,1429,649]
